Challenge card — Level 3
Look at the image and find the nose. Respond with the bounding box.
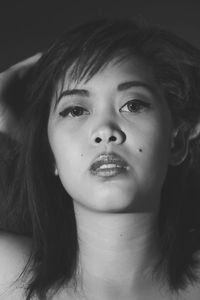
[91,123,126,146]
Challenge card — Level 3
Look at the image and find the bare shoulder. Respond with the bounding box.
[183,280,200,300]
[0,230,32,274]
[187,253,200,300]
[0,230,32,300]
[178,259,200,300]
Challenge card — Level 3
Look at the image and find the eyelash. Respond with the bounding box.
[120,99,151,113]
[59,106,89,118]
[59,99,151,118]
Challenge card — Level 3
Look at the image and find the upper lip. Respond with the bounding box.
[89,152,129,172]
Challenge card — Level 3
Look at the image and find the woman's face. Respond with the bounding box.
[48,57,174,213]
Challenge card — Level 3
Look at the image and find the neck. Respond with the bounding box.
[72,205,160,299]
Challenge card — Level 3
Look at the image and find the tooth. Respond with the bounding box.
[99,164,117,169]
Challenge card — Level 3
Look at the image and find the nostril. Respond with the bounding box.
[95,137,102,143]
[109,136,117,142]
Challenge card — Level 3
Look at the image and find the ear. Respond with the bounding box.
[169,124,190,166]
[189,119,200,141]
[54,166,58,176]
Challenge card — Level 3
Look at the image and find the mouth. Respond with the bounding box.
[89,152,130,178]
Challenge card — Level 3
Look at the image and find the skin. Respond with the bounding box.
[47,56,182,300]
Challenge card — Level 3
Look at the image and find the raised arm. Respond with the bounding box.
[0,53,41,140]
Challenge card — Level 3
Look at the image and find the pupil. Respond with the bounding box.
[128,103,136,111]
[73,107,82,116]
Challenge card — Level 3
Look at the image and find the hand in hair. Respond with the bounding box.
[0,53,41,140]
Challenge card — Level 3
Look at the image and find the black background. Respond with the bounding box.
[0,0,200,70]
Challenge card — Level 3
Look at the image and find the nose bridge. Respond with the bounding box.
[96,108,117,128]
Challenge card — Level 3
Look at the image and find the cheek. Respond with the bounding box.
[48,126,86,189]
[50,134,78,170]
[141,110,171,152]
[131,116,172,186]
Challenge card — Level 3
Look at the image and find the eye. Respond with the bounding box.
[120,99,151,113]
[59,106,89,118]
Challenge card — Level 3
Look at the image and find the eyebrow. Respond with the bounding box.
[54,89,89,110]
[54,80,157,109]
[117,81,156,93]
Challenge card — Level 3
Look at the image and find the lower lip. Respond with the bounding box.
[90,166,129,178]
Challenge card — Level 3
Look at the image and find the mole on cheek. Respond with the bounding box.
[138,148,143,153]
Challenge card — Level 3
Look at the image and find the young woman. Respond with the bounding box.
[1,18,200,300]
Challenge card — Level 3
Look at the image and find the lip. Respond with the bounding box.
[89,152,130,178]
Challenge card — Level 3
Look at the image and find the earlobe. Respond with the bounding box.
[169,126,190,166]
[54,166,58,176]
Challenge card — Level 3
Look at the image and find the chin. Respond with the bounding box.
[67,176,160,213]
[84,187,144,213]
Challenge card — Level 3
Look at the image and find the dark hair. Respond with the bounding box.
[0,133,20,231]
[7,18,200,299]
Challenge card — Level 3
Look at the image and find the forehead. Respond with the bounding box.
[56,55,159,94]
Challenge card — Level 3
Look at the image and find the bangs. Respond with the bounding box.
[67,48,133,84]
[56,46,135,99]
[66,19,141,83]
[53,19,143,91]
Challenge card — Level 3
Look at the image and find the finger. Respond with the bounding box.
[0,52,42,95]
[1,53,42,82]
[9,52,42,71]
